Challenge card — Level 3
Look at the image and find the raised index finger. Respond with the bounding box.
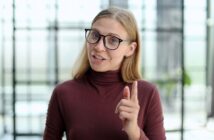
[131,81,138,102]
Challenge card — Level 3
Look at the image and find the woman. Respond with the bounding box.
[43,7,166,140]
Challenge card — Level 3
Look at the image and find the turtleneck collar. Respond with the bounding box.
[86,68,123,85]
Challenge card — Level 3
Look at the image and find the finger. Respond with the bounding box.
[119,111,132,121]
[131,81,138,102]
[118,106,134,113]
[115,99,130,114]
[123,86,130,100]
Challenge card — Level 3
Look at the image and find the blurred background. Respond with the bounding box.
[0,0,214,140]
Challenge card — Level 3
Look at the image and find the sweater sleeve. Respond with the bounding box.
[43,87,65,140]
[139,86,166,140]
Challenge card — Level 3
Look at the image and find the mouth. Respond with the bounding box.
[92,54,107,60]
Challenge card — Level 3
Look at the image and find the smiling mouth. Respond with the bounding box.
[92,54,106,60]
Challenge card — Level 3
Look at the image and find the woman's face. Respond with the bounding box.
[86,18,135,72]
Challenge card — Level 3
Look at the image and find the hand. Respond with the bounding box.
[115,81,140,140]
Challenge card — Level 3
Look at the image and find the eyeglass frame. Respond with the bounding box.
[84,28,130,50]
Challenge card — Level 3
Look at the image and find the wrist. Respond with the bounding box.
[127,125,141,140]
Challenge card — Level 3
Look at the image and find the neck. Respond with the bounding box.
[87,68,123,85]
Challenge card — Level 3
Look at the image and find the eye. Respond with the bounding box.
[89,30,100,41]
[107,36,119,45]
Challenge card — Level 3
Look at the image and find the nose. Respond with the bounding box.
[94,37,106,51]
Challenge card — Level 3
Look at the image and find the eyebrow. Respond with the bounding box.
[91,27,121,38]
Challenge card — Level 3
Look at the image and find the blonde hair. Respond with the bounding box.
[72,7,142,83]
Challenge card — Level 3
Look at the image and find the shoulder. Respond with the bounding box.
[54,79,75,91]
[53,78,86,96]
[137,80,160,102]
[49,78,89,104]
[137,80,158,93]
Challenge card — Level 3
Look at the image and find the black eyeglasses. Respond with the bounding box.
[85,29,129,50]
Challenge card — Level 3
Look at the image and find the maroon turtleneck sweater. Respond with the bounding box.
[43,69,166,140]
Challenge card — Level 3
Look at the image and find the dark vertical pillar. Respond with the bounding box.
[12,0,17,140]
[54,0,59,85]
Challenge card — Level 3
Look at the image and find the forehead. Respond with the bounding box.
[92,18,128,38]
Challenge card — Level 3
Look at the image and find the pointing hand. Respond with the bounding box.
[115,81,140,140]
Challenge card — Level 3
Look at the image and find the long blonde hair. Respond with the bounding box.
[72,7,142,83]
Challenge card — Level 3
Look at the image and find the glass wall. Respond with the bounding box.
[0,0,210,140]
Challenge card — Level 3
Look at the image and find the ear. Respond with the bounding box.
[125,42,137,57]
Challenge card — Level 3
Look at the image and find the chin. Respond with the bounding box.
[90,65,120,72]
[91,66,108,72]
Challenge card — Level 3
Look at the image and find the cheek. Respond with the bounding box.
[86,44,93,54]
[111,48,130,64]
[86,44,92,59]
[86,43,91,50]
[111,48,127,58]
[109,51,125,63]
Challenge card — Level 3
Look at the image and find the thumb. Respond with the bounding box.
[123,86,130,100]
